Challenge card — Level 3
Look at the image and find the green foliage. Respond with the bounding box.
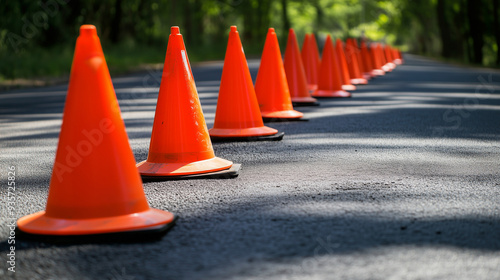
[0,0,498,81]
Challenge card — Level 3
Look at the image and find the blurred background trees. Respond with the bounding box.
[0,0,498,81]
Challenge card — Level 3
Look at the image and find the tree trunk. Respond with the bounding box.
[256,0,271,41]
[170,0,176,30]
[183,0,193,44]
[436,0,452,58]
[110,0,122,43]
[281,0,290,43]
[494,0,500,65]
[242,1,255,42]
[467,0,484,64]
[460,0,473,62]
[314,0,323,33]
[194,0,204,45]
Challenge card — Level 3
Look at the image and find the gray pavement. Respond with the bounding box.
[1,54,500,280]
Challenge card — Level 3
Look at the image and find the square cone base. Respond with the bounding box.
[211,131,285,143]
[263,117,309,123]
[15,216,178,244]
[142,164,241,182]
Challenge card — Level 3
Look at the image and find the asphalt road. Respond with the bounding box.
[1,54,500,280]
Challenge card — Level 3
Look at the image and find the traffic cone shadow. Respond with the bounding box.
[284,29,319,107]
[301,33,320,92]
[335,39,356,91]
[209,26,284,142]
[255,28,305,123]
[137,27,240,180]
[16,25,176,243]
[312,35,350,98]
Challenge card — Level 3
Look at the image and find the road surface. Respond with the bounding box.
[1,54,500,280]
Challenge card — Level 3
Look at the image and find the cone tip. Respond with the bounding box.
[230,26,237,32]
[80,25,97,37]
[268,27,275,33]
[171,26,180,35]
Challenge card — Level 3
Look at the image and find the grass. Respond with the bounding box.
[0,39,260,90]
[2,31,499,89]
[0,43,176,82]
[0,37,266,86]
[0,46,74,81]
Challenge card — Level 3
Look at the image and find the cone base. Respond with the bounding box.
[209,125,278,138]
[261,110,303,119]
[292,101,320,107]
[350,78,368,85]
[16,215,177,244]
[312,89,351,98]
[291,96,318,104]
[342,84,357,91]
[142,163,241,181]
[264,117,308,123]
[382,64,392,72]
[394,59,403,65]
[137,156,232,177]
[371,69,385,76]
[211,131,285,142]
[363,73,374,80]
[16,208,176,239]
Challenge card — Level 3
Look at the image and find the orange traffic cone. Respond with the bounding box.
[353,39,371,80]
[360,40,377,78]
[255,28,304,121]
[392,47,402,65]
[393,47,403,65]
[16,25,176,242]
[369,43,385,76]
[209,26,284,142]
[137,27,239,179]
[345,38,368,85]
[313,35,350,98]
[301,33,320,91]
[378,44,392,72]
[335,39,356,91]
[384,44,396,70]
[284,28,319,106]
